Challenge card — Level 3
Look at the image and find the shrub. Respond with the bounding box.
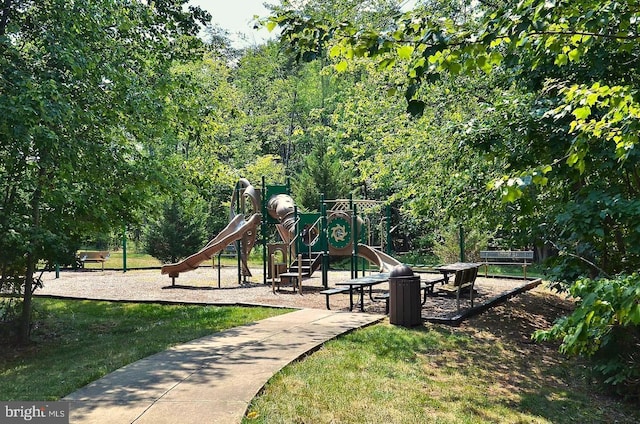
[534,274,640,399]
[144,196,208,264]
[433,224,491,263]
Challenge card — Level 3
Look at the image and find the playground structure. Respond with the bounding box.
[161,178,400,288]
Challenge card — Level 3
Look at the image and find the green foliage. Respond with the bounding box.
[0,0,210,341]
[432,223,492,264]
[293,137,354,210]
[144,196,208,264]
[535,274,640,398]
[268,0,640,275]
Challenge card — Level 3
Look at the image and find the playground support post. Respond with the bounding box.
[122,226,127,273]
[262,175,267,285]
[271,253,276,293]
[459,224,465,262]
[321,194,329,288]
[353,201,361,279]
[386,205,392,255]
[236,183,242,285]
[349,194,355,279]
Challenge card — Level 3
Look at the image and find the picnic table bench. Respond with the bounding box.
[479,250,533,279]
[435,263,480,310]
[77,251,110,271]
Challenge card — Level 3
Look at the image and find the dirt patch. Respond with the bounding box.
[37,267,538,317]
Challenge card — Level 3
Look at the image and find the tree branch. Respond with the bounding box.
[548,240,612,279]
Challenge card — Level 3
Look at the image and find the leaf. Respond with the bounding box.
[334,60,348,72]
[572,106,591,120]
[554,53,568,66]
[448,61,462,75]
[266,20,278,33]
[406,100,425,117]
[397,45,414,60]
[568,48,581,62]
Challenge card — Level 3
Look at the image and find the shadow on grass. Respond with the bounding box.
[432,289,637,423]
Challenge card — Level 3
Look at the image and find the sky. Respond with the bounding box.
[188,1,418,48]
[188,0,275,48]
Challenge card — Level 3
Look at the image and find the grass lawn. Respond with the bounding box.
[0,299,290,400]
[80,251,255,270]
[243,288,640,424]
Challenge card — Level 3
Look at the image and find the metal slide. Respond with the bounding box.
[160,213,261,278]
[356,243,402,273]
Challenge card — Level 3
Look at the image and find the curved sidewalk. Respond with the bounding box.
[64,309,383,423]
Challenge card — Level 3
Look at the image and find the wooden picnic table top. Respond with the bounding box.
[435,262,481,272]
[335,273,390,287]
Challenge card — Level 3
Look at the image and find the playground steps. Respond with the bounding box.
[280,253,322,285]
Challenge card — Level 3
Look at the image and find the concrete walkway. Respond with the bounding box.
[64,309,383,423]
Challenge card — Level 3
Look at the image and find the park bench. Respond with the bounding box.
[77,251,110,271]
[479,250,533,279]
[437,266,479,310]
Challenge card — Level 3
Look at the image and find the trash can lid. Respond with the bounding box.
[390,264,414,277]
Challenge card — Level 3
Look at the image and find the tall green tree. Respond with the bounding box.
[0,0,209,342]
[293,136,354,210]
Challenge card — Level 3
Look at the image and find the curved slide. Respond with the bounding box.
[161,213,261,279]
[356,243,401,273]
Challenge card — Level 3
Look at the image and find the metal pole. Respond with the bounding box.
[217,251,222,289]
[350,194,355,279]
[321,194,328,288]
[236,183,242,285]
[353,202,359,278]
[459,224,465,262]
[386,205,392,255]
[122,226,127,273]
[262,175,267,285]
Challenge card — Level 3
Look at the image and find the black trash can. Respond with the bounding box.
[389,264,421,327]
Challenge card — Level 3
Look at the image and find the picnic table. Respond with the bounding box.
[334,273,390,312]
[435,262,481,284]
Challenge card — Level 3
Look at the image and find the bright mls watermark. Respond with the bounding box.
[2,402,69,423]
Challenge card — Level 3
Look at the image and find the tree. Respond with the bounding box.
[293,136,354,210]
[145,196,208,264]
[0,0,209,343]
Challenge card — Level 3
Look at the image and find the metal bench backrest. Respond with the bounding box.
[480,250,533,261]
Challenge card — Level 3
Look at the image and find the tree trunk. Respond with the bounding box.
[19,257,35,344]
[18,166,43,344]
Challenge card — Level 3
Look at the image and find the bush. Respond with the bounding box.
[433,224,491,263]
[144,196,208,264]
[534,274,640,400]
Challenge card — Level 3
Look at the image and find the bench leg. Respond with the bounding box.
[470,284,475,308]
[325,294,331,310]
